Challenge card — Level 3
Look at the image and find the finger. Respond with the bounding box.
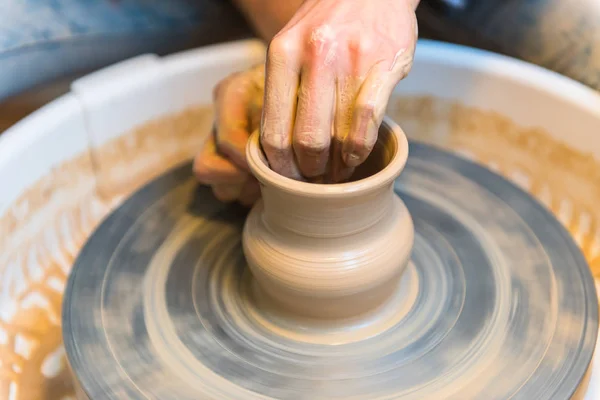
[193,132,248,185]
[327,76,363,183]
[292,49,335,177]
[260,35,303,180]
[341,62,396,167]
[215,68,262,170]
[344,48,416,167]
[238,178,261,207]
[212,183,245,203]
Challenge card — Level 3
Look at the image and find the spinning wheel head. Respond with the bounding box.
[63,141,598,399]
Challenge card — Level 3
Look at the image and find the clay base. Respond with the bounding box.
[244,263,420,345]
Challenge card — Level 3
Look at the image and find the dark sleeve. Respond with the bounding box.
[0,0,251,101]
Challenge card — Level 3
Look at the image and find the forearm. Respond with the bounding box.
[233,0,421,42]
[232,0,304,41]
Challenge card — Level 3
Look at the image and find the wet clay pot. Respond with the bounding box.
[243,117,414,320]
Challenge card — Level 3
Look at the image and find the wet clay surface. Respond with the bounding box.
[2,97,600,398]
[243,120,413,322]
[64,140,596,399]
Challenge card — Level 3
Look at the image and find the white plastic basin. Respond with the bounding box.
[0,38,599,399]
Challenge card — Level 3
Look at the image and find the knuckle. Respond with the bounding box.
[306,25,334,56]
[259,131,276,150]
[355,137,375,153]
[306,41,320,58]
[359,103,377,119]
[360,39,374,54]
[260,131,287,154]
[351,136,369,152]
[268,34,296,60]
[293,134,329,155]
[348,37,373,56]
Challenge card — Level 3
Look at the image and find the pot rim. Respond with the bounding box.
[246,116,408,198]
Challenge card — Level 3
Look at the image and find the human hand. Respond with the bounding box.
[261,0,418,182]
[193,64,264,206]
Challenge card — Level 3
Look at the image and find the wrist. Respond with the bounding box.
[232,0,304,41]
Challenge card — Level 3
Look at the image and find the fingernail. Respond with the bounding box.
[344,152,362,167]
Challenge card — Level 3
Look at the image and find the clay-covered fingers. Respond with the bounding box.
[214,64,265,169]
[292,38,335,178]
[343,14,417,168]
[194,132,248,185]
[194,65,266,206]
[343,50,414,167]
[193,132,248,203]
[260,37,303,180]
[258,0,418,183]
[327,76,363,183]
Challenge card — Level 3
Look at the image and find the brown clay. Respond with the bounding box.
[242,117,414,321]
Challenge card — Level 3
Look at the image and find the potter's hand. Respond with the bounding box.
[261,0,418,182]
[193,64,264,206]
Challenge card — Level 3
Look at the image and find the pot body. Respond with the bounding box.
[242,117,414,320]
[243,186,414,319]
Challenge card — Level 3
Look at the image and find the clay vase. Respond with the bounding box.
[243,117,414,320]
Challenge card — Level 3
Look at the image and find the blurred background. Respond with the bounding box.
[1,0,598,132]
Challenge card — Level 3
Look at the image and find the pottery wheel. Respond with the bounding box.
[63,142,598,399]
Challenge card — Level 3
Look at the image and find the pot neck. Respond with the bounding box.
[261,184,395,238]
